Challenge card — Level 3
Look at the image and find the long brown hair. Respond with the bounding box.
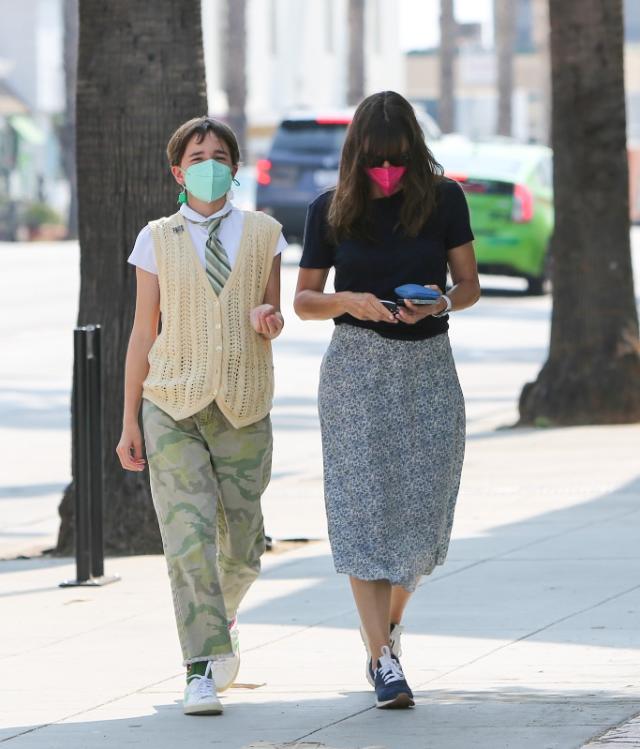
[328,91,443,241]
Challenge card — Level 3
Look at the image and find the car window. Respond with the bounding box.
[272,122,348,154]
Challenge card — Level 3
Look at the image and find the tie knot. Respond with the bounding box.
[204,212,229,237]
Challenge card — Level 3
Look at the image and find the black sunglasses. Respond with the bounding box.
[362,151,411,169]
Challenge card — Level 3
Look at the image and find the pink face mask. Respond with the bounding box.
[366,165,407,196]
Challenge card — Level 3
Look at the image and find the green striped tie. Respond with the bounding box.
[203,214,231,295]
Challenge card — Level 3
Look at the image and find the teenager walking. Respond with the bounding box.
[294,91,480,709]
[117,116,286,715]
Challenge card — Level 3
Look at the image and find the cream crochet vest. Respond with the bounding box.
[142,210,282,427]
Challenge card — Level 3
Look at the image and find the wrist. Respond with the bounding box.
[433,294,452,318]
[336,291,355,315]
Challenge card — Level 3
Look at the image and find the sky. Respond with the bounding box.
[399,0,493,51]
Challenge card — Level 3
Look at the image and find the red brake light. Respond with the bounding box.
[315,118,351,125]
[445,173,468,183]
[256,159,272,186]
[512,183,534,222]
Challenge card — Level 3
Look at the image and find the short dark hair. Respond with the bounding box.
[166,116,241,167]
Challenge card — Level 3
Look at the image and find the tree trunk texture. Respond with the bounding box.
[61,0,78,238]
[494,0,515,137]
[347,0,365,106]
[223,0,247,157]
[439,0,456,134]
[519,0,640,426]
[56,0,208,555]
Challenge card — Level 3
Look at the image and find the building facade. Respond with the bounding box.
[202,0,403,156]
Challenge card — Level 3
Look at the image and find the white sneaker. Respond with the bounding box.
[360,623,404,687]
[183,661,223,715]
[213,617,240,692]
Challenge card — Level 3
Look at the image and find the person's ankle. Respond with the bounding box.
[187,661,209,681]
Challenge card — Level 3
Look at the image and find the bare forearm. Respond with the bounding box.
[122,332,155,426]
[446,278,481,312]
[294,290,352,320]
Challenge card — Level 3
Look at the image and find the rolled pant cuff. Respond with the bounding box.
[184,653,235,667]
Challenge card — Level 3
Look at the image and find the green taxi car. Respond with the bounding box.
[431,138,554,294]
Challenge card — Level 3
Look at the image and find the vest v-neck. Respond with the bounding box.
[178,211,253,302]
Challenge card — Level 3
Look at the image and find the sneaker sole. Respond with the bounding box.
[184,702,224,716]
[376,692,415,709]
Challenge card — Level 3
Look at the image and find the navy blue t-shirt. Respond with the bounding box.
[299,177,475,340]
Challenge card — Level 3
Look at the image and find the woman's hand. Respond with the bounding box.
[341,292,398,323]
[251,304,284,339]
[116,422,146,472]
[396,285,446,325]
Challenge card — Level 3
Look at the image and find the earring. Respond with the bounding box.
[177,187,188,205]
[232,177,241,186]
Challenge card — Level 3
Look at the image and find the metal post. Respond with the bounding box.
[87,326,104,578]
[71,328,91,582]
[60,325,119,588]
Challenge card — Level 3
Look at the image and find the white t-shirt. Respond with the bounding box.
[128,200,287,275]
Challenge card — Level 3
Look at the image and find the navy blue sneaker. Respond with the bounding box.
[373,646,414,709]
[361,624,404,687]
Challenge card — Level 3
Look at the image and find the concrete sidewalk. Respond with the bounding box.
[1,418,640,748]
[1,238,640,747]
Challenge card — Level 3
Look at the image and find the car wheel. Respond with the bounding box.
[526,242,553,296]
[526,275,545,296]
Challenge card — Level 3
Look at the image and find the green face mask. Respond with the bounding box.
[180,159,233,204]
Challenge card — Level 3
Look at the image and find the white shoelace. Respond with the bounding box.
[189,661,215,699]
[377,646,405,685]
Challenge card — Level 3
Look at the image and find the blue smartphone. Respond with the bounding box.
[394,284,442,305]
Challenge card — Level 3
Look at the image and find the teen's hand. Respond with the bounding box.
[251,304,284,339]
[396,285,446,325]
[341,292,398,323]
[116,423,146,472]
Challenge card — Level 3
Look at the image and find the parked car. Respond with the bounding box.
[255,108,440,243]
[431,137,554,295]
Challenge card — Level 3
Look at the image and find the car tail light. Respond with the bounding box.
[315,118,352,125]
[512,183,534,222]
[256,159,272,186]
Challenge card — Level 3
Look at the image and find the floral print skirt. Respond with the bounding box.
[318,324,466,592]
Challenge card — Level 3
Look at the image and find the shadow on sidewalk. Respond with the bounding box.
[241,474,640,651]
[2,684,639,748]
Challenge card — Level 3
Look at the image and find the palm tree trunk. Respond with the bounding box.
[56,0,208,555]
[439,0,456,134]
[347,0,365,106]
[223,0,247,157]
[494,0,515,137]
[61,0,78,238]
[519,0,640,425]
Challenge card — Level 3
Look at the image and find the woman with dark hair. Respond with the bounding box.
[294,91,480,709]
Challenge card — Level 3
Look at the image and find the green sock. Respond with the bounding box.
[187,661,209,682]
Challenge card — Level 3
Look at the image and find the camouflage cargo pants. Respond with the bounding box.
[142,398,272,666]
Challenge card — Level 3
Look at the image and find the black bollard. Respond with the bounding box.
[60,325,120,587]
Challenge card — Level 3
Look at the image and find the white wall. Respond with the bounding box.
[202,0,404,125]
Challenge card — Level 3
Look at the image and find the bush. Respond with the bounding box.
[22,202,62,230]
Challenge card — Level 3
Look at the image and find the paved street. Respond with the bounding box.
[0,233,639,748]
